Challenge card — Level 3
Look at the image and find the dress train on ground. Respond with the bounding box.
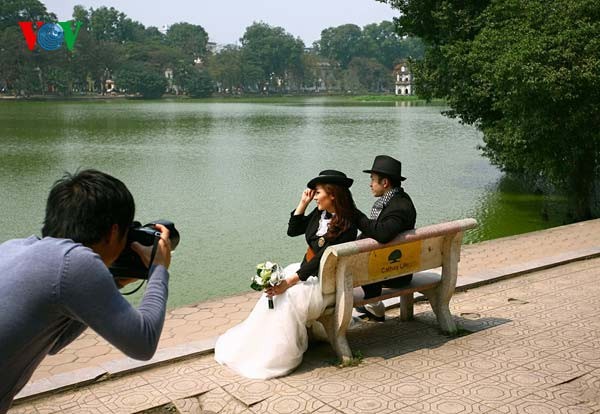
[214,263,324,379]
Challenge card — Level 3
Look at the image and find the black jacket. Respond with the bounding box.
[356,188,417,243]
[288,208,358,281]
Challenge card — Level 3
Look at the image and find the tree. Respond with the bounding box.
[316,24,372,68]
[347,57,391,92]
[382,0,600,219]
[182,68,214,98]
[167,22,208,61]
[240,22,305,92]
[0,0,54,30]
[362,21,424,68]
[88,6,144,43]
[206,45,243,92]
[115,62,167,98]
[0,0,56,94]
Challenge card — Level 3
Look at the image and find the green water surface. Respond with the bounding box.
[0,98,567,307]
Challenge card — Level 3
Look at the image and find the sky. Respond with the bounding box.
[41,0,399,46]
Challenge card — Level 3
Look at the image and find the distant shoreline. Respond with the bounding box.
[0,94,446,105]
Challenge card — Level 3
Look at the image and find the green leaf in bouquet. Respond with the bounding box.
[250,281,264,291]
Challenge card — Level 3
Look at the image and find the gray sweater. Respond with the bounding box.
[0,236,169,412]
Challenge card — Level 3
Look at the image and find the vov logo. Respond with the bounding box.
[18,21,82,51]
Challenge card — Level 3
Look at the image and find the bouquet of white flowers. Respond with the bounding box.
[251,261,285,309]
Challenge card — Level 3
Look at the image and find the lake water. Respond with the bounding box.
[0,98,567,307]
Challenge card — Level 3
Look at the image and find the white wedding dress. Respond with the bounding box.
[214,263,325,379]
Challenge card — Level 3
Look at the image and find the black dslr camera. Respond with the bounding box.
[109,220,180,279]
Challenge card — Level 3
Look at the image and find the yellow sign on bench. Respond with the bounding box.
[367,240,422,281]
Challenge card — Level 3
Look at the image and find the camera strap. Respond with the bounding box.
[121,234,160,296]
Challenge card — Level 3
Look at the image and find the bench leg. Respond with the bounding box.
[422,289,457,334]
[318,314,352,363]
[400,294,414,321]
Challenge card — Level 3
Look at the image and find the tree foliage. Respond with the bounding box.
[240,22,305,91]
[382,0,600,218]
[315,21,424,69]
[167,22,208,60]
[115,62,167,99]
[206,45,243,92]
[0,1,424,98]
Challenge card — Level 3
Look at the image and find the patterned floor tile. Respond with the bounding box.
[7,403,40,414]
[410,390,498,413]
[522,356,593,382]
[33,386,100,414]
[553,346,600,369]
[447,353,521,379]
[294,375,371,403]
[223,377,287,406]
[333,363,408,389]
[411,363,485,391]
[278,363,341,389]
[328,388,408,414]
[479,343,552,366]
[495,391,595,414]
[184,354,219,372]
[371,374,449,406]
[151,366,218,399]
[173,386,248,414]
[543,326,599,345]
[249,387,324,414]
[512,334,584,356]
[139,362,194,384]
[449,331,515,351]
[379,351,448,375]
[310,404,345,414]
[172,396,202,414]
[209,364,247,387]
[533,388,598,414]
[489,367,563,395]
[417,343,480,363]
[546,371,600,411]
[90,375,149,399]
[199,386,249,413]
[98,384,170,414]
[451,377,528,409]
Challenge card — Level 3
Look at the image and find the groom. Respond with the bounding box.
[354,155,417,321]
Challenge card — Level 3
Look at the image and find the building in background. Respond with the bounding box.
[394,60,413,96]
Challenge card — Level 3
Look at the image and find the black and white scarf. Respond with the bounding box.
[370,187,401,220]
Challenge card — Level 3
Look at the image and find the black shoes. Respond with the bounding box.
[355,303,385,322]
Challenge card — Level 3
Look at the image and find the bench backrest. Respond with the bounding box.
[318,218,477,296]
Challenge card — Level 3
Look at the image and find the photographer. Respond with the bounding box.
[0,170,171,413]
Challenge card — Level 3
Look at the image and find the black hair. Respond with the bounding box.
[42,169,135,246]
[376,173,401,189]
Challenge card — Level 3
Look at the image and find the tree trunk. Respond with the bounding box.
[568,153,596,221]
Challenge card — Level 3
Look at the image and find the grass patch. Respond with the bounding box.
[328,350,364,368]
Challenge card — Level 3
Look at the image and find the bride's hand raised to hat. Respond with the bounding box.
[294,188,315,215]
[300,188,315,205]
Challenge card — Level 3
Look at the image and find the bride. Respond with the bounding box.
[214,170,358,379]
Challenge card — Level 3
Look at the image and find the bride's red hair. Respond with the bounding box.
[319,183,356,240]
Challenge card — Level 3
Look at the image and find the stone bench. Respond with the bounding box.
[315,218,478,362]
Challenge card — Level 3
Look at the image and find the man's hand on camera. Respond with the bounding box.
[131,223,172,269]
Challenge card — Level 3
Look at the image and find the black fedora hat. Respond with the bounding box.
[307,170,354,189]
[363,155,406,181]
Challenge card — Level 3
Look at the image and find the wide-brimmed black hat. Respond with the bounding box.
[307,170,354,189]
[363,155,406,181]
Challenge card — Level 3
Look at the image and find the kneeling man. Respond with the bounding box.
[0,170,172,413]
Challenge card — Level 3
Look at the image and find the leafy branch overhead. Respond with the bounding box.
[380,0,600,219]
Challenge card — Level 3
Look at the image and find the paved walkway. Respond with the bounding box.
[10,255,600,413]
[10,219,600,411]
